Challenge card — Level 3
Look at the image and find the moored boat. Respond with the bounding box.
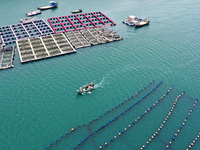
[76,82,95,94]
[71,9,82,14]
[134,17,151,27]
[122,15,143,27]
[37,1,58,10]
[26,10,41,17]
[19,17,36,24]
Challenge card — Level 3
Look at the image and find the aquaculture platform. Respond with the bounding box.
[48,11,116,33]
[16,33,76,63]
[0,20,54,44]
[0,46,15,70]
[65,27,123,49]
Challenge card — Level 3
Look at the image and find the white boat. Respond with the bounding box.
[19,17,36,24]
[122,15,143,26]
[37,1,58,10]
[26,10,41,17]
[76,82,95,94]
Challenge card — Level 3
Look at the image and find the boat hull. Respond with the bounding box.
[76,87,94,94]
[37,4,58,10]
[26,10,41,17]
[135,21,150,27]
[72,9,82,14]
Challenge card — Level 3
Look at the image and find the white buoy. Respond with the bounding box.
[100,146,102,149]
[105,142,107,145]
[114,136,117,139]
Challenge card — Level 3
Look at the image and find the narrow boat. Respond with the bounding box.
[37,1,58,10]
[76,82,95,94]
[71,9,82,14]
[135,17,151,27]
[19,17,36,24]
[26,10,41,17]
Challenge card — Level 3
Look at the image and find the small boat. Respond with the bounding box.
[76,82,95,94]
[134,17,151,27]
[37,1,58,10]
[19,17,36,24]
[122,15,143,27]
[26,10,41,17]
[71,9,82,14]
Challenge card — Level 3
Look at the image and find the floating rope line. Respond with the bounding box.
[96,86,174,149]
[186,131,200,150]
[72,81,165,150]
[44,80,156,149]
[87,80,157,124]
[140,91,185,150]
[165,99,199,149]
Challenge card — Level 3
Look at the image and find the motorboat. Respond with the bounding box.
[135,17,151,27]
[37,1,58,10]
[26,10,41,17]
[122,15,143,26]
[77,82,95,94]
[72,9,82,14]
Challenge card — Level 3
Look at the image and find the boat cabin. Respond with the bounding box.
[50,1,57,6]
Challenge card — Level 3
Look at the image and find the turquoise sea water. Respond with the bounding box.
[0,0,200,150]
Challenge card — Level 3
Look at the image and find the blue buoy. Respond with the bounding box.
[180,126,182,129]
[50,143,52,145]
[45,146,47,148]
[61,136,63,138]
[56,139,58,142]
[83,123,85,126]
[111,139,113,141]
[132,122,134,124]
[65,133,67,135]
[100,115,101,117]
[121,131,124,133]
[78,143,80,145]
[173,137,175,140]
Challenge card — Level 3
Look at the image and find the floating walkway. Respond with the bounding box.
[0,46,15,70]
[0,20,54,44]
[47,12,116,33]
[65,27,123,49]
[16,33,76,63]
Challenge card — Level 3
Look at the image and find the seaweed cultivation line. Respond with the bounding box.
[186,132,200,150]
[73,82,165,149]
[140,91,185,150]
[98,86,173,150]
[44,80,158,149]
[165,99,199,149]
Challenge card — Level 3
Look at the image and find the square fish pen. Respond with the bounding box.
[47,12,116,33]
[16,33,76,63]
[0,46,15,70]
[0,20,54,44]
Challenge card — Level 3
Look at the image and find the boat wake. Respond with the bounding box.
[94,64,134,89]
